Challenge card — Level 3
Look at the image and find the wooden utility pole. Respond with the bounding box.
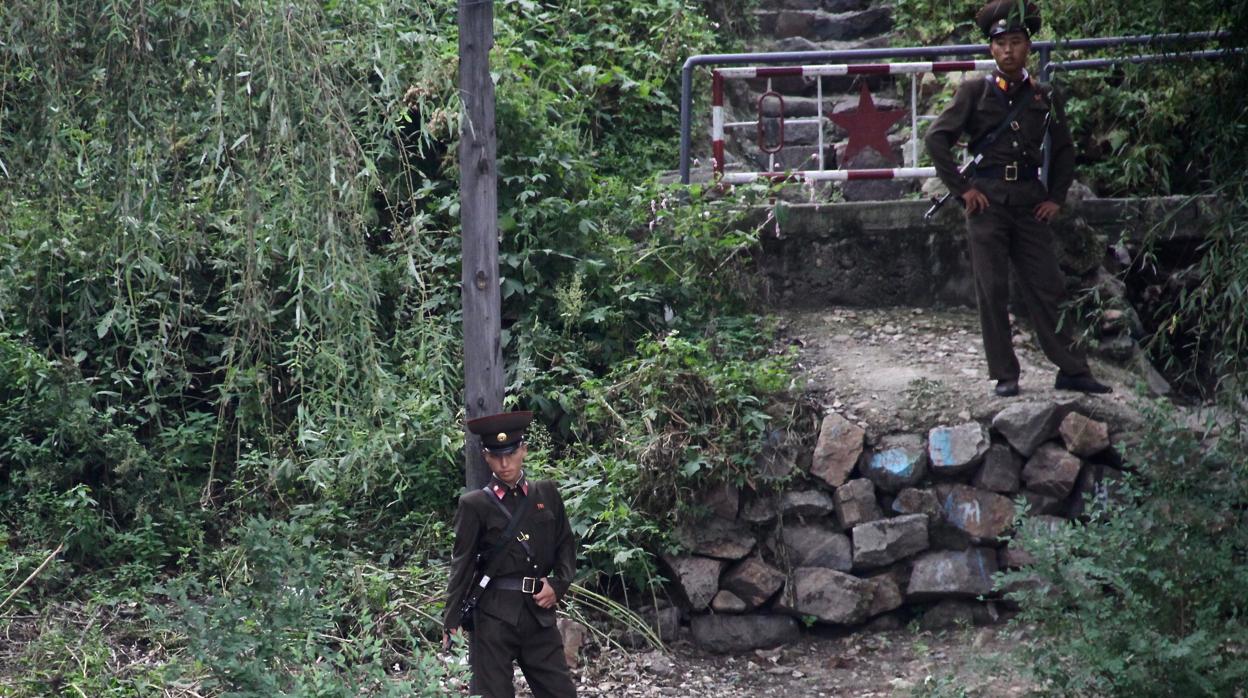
[459,0,502,489]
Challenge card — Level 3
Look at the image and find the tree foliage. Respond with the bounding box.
[0,0,776,692]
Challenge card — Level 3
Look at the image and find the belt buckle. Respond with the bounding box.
[1004,164,1018,181]
[521,577,537,594]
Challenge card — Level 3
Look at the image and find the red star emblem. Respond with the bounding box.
[829,83,905,166]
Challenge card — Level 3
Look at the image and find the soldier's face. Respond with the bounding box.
[484,443,527,485]
[990,32,1031,76]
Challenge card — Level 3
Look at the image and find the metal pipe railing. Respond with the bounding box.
[678,31,1232,184]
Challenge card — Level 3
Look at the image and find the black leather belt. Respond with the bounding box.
[974,163,1039,181]
[490,576,540,593]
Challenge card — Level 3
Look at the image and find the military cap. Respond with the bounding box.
[467,410,533,454]
[976,0,1041,38]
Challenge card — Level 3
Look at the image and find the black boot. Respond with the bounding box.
[994,379,1020,397]
[1054,372,1112,394]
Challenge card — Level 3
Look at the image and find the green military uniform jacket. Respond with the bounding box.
[444,476,575,630]
[925,73,1076,207]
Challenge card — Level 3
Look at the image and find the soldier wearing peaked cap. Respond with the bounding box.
[925,0,1112,398]
[443,410,578,698]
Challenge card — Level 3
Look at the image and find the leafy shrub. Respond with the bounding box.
[1000,402,1248,697]
[154,515,465,697]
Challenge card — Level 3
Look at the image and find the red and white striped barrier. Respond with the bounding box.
[715,59,996,79]
[710,59,996,182]
[718,167,937,184]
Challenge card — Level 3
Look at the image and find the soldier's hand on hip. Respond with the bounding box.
[442,627,460,650]
[533,577,559,609]
[962,188,989,216]
[1034,200,1060,222]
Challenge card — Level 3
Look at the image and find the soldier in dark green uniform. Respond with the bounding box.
[925,0,1111,397]
[443,410,578,698]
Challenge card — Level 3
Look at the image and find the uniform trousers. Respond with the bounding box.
[468,602,576,698]
[965,202,1090,382]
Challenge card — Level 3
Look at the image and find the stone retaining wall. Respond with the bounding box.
[660,399,1123,653]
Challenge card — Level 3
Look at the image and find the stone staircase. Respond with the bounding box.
[718,0,922,201]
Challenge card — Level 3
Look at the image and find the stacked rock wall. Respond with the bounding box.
[663,399,1121,653]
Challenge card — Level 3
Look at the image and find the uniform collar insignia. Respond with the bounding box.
[489,472,529,499]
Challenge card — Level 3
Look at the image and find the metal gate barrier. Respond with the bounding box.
[679,32,1238,186]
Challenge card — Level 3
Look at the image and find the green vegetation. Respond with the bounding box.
[1000,403,1248,697]
[2,0,1246,695]
[0,0,776,693]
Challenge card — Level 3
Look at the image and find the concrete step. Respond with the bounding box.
[754,6,894,42]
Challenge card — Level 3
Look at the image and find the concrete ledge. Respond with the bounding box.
[748,196,1216,308]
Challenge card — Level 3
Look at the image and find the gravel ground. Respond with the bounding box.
[460,625,1037,697]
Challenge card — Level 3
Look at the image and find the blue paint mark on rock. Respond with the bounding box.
[872,449,914,476]
[929,430,954,467]
[862,434,928,492]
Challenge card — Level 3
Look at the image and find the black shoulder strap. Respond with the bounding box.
[458,490,537,614]
[968,81,1036,156]
[480,486,536,566]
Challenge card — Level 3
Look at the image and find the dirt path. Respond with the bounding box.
[489,625,1037,697]
[777,305,1145,436]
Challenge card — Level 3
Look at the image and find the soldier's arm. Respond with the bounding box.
[1044,86,1076,205]
[443,493,482,629]
[546,485,577,600]
[924,79,979,198]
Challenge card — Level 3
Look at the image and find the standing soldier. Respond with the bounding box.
[925,0,1112,397]
[443,410,578,698]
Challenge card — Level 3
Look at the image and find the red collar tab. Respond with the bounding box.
[489,475,529,499]
[991,69,1030,93]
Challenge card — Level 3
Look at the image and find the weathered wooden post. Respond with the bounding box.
[459,0,501,489]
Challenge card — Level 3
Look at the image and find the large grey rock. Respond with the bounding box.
[691,614,800,653]
[721,557,786,609]
[865,573,904,616]
[1059,412,1110,457]
[861,434,928,492]
[851,514,930,569]
[677,517,757,560]
[834,478,883,529]
[907,548,999,599]
[992,402,1067,456]
[927,422,991,477]
[711,589,749,613]
[780,524,853,571]
[973,444,1022,493]
[781,567,874,625]
[935,484,1016,542]
[781,489,837,518]
[1022,443,1083,498]
[810,412,864,487]
[890,487,942,521]
[662,555,725,611]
